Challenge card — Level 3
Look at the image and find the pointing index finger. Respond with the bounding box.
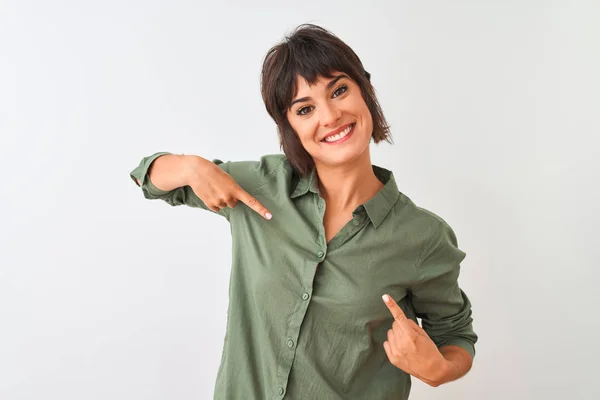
[236,187,272,220]
[382,294,408,323]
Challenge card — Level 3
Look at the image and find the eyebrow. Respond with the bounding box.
[289,74,349,109]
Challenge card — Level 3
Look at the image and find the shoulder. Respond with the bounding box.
[392,191,458,245]
[256,153,289,169]
[218,153,294,194]
[387,193,466,273]
[219,153,288,175]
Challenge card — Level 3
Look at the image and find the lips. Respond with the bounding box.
[321,123,355,143]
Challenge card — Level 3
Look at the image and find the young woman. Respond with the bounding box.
[130,24,477,400]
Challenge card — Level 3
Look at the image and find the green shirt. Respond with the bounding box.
[130,152,477,400]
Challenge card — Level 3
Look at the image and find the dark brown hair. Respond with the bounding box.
[260,24,392,176]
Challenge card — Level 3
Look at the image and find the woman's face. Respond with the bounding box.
[286,72,373,168]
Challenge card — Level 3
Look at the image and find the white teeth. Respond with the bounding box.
[324,125,353,142]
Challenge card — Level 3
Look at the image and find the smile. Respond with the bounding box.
[322,123,355,144]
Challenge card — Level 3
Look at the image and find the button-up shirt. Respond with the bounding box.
[130,153,477,400]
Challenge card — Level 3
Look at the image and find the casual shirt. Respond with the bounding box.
[130,152,477,400]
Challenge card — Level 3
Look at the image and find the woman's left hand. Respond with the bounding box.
[381,294,452,387]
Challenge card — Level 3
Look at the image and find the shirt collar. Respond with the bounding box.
[291,165,400,229]
[290,168,320,198]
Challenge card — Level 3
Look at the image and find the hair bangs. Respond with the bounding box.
[278,39,363,113]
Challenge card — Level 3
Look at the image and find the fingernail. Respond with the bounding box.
[382,294,390,303]
[265,212,272,220]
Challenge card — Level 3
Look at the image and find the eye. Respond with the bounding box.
[296,105,314,116]
[332,84,348,98]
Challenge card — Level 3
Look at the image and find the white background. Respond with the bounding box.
[1,1,599,399]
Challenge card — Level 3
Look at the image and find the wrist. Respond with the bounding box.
[441,358,459,385]
[183,155,210,186]
[427,357,457,387]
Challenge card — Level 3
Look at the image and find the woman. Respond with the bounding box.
[130,24,477,400]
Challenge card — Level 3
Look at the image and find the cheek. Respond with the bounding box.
[360,106,374,132]
[292,120,318,145]
[347,95,372,129]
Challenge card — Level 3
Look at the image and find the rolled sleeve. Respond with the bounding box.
[129,152,225,214]
[410,221,478,359]
[129,151,172,189]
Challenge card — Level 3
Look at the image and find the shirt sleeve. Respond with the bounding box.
[129,152,286,219]
[410,221,478,359]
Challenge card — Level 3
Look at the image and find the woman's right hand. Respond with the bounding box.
[185,156,272,219]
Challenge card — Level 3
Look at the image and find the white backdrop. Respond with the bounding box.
[1,1,599,399]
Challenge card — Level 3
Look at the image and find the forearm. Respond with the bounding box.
[140,154,205,191]
[432,345,473,386]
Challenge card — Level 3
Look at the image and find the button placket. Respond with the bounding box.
[271,247,315,398]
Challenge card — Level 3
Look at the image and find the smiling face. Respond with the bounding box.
[285,72,374,169]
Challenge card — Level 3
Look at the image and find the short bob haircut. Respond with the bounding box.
[261,24,392,176]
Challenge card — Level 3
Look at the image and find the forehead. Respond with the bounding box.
[293,70,346,96]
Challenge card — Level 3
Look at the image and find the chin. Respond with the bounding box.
[317,144,370,168]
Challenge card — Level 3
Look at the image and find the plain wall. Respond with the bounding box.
[1,1,599,399]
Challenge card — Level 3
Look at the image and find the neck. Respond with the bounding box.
[314,149,384,213]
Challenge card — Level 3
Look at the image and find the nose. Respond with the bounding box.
[319,101,342,128]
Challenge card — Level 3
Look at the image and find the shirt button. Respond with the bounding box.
[277,387,284,395]
[287,339,295,348]
[317,250,324,258]
[302,293,310,300]
[352,219,360,226]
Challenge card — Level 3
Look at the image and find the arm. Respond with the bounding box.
[129,152,272,218]
[382,293,474,388]
[434,345,473,386]
[409,221,478,386]
[129,152,207,209]
[137,153,199,191]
